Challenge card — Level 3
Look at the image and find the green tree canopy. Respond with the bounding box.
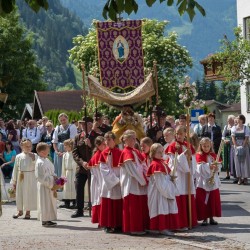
[69,19,193,117]
[0,9,46,119]
[0,0,205,22]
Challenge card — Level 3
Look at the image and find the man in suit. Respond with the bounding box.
[71,117,93,218]
[201,113,222,154]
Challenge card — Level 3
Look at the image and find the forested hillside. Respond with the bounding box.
[60,0,237,80]
[17,0,88,90]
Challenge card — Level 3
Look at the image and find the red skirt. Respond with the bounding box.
[196,187,221,221]
[176,194,198,228]
[91,205,100,224]
[150,212,180,231]
[123,194,149,233]
[99,197,123,228]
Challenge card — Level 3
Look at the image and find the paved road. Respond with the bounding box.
[0,173,250,250]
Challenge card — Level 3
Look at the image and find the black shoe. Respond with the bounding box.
[201,220,208,226]
[43,221,57,227]
[210,219,218,225]
[59,204,70,209]
[71,211,84,218]
[233,179,238,184]
[104,227,115,233]
[223,176,230,180]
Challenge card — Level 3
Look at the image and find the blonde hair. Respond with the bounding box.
[163,127,174,135]
[140,137,153,147]
[63,139,74,150]
[198,114,207,122]
[120,129,136,143]
[149,143,163,158]
[197,137,213,154]
[45,121,53,128]
[20,138,32,147]
[36,142,49,153]
[175,125,186,134]
[58,113,68,120]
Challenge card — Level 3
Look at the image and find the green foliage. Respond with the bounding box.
[102,0,205,22]
[69,19,192,117]
[0,8,46,119]
[212,27,250,84]
[44,109,83,126]
[0,0,48,16]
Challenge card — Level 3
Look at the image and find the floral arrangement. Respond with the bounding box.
[55,177,67,186]
[179,76,205,109]
[51,177,67,191]
[8,187,16,198]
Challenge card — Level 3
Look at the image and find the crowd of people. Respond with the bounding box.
[0,108,249,234]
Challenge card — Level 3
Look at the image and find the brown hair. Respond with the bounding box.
[175,125,186,134]
[190,133,199,152]
[149,143,163,158]
[140,137,153,147]
[36,142,49,153]
[104,131,116,140]
[92,136,105,155]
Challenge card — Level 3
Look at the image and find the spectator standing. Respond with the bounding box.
[201,113,222,154]
[193,114,207,138]
[41,122,55,161]
[52,113,77,177]
[222,115,235,180]
[38,116,49,139]
[22,120,41,153]
[231,115,250,185]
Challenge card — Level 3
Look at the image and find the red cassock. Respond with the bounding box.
[147,159,180,231]
[195,152,222,221]
[119,146,149,233]
[166,140,198,228]
[99,147,123,228]
[88,150,102,224]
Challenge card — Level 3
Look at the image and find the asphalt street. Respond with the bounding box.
[0,172,250,250]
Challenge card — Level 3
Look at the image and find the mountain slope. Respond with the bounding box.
[17,0,88,90]
[60,0,237,80]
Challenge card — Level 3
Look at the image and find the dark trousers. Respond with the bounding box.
[75,172,88,213]
[1,164,13,178]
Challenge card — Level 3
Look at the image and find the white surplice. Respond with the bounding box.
[91,165,103,206]
[61,151,77,200]
[35,156,57,222]
[168,152,196,195]
[100,155,121,200]
[120,151,147,198]
[11,152,38,211]
[148,173,178,219]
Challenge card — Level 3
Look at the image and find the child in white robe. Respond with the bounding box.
[147,143,179,235]
[163,127,175,160]
[59,139,77,209]
[166,125,198,229]
[35,142,57,227]
[11,139,37,219]
[119,130,149,235]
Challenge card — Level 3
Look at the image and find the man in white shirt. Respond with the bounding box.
[22,120,41,152]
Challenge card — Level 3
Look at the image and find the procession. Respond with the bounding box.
[1,0,250,249]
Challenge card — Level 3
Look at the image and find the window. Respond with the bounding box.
[244,17,250,41]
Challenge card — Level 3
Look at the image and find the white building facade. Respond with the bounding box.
[237,0,250,123]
